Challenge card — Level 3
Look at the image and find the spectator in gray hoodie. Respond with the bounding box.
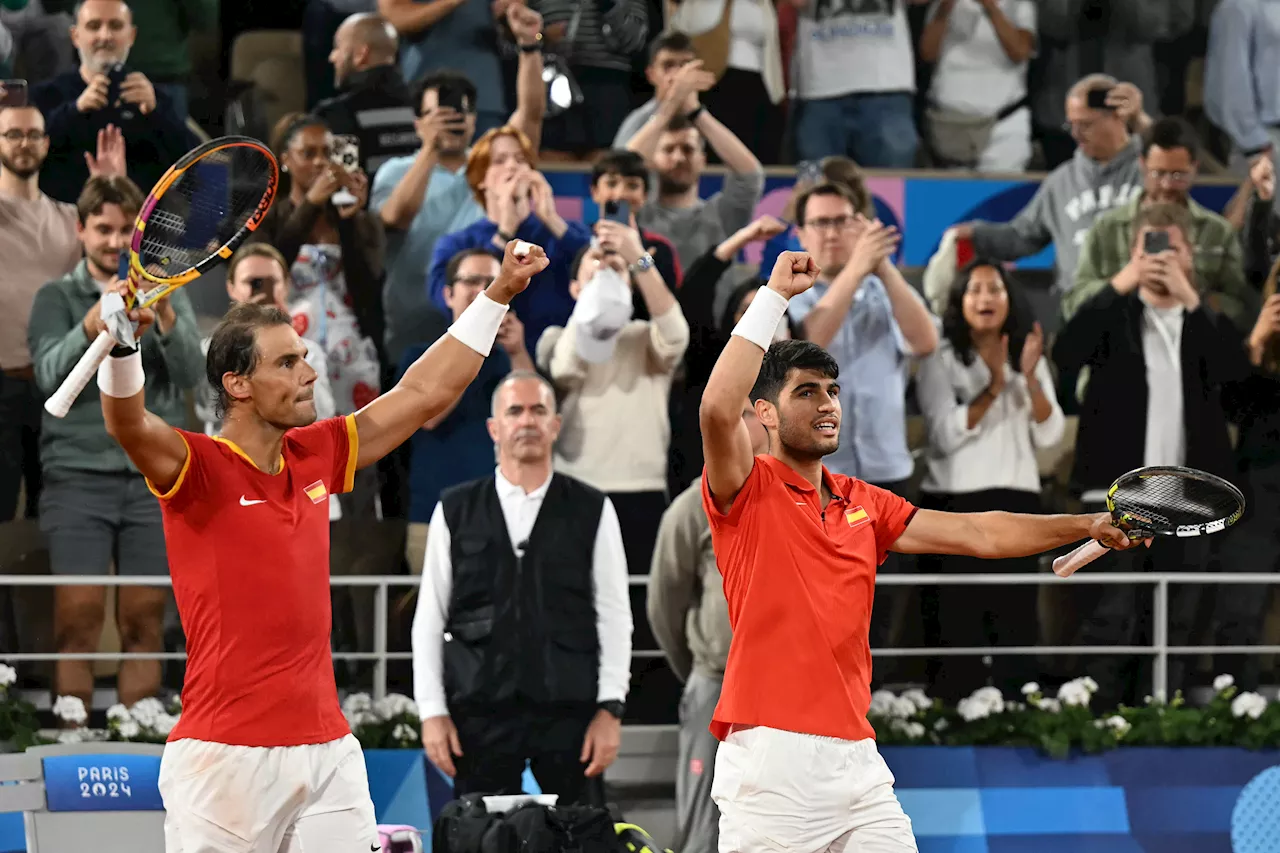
[950,75,1153,299]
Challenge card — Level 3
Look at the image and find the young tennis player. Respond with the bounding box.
[699,251,1141,852]
[97,239,548,852]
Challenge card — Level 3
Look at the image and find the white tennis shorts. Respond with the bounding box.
[711,726,917,853]
[157,733,380,853]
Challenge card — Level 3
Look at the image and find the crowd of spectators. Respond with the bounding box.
[6,0,1280,841]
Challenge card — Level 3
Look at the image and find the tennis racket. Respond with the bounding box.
[1052,465,1245,578]
[44,135,278,418]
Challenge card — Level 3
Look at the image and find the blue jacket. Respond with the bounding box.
[428,215,592,356]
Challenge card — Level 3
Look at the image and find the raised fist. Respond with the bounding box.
[490,239,550,303]
[766,251,821,298]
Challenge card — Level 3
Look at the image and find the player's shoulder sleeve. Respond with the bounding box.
[289,415,360,495]
[700,456,767,529]
[145,428,211,510]
[855,477,919,566]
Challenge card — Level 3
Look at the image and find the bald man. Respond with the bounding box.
[314,12,418,175]
[29,0,197,203]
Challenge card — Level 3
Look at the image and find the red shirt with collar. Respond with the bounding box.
[147,416,359,747]
[701,455,917,742]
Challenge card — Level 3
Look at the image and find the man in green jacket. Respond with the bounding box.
[1064,117,1257,333]
[28,174,203,712]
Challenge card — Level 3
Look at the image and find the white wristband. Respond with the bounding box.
[732,286,789,351]
[447,291,509,356]
[97,349,144,398]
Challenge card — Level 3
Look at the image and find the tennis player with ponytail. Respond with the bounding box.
[99,238,548,853]
[699,251,1144,852]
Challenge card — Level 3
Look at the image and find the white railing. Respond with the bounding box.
[2,572,1279,702]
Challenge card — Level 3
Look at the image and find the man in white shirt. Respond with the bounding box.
[411,370,632,805]
[788,0,919,167]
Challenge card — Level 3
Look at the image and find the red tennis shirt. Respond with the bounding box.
[701,455,917,742]
[147,415,358,747]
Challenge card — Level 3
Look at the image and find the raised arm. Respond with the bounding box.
[99,305,190,495]
[505,4,547,151]
[701,252,819,510]
[351,240,548,469]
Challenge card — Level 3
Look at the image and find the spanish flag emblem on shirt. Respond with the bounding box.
[304,480,328,504]
[846,506,870,529]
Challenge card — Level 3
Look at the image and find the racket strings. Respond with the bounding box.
[138,144,275,278]
[1111,473,1244,530]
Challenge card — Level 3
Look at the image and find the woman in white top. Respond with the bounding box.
[668,0,785,163]
[914,259,1064,702]
[919,0,1036,171]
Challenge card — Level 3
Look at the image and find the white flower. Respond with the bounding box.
[1034,697,1061,713]
[1232,692,1268,720]
[888,697,918,719]
[57,729,86,744]
[53,695,87,725]
[116,720,140,740]
[901,688,932,712]
[1213,674,1235,693]
[933,718,949,731]
[1021,682,1040,696]
[129,697,165,728]
[106,704,130,723]
[1106,715,1130,736]
[347,709,379,728]
[1006,701,1025,712]
[1057,680,1092,707]
[957,697,990,721]
[154,714,178,736]
[972,686,1006,713]
[903,721,926,739]
[391,723,419,743]
[374,694,418,721]
[0,664,16,687]
[1080,676,1099,694]
[342,693,372,715]
[868,690,897,717]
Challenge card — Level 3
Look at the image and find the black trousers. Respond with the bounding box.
[452,703,605,807]
[0,373,41,521]
[917,489,1042,703]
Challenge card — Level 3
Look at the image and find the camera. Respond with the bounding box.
[0,79,28,108]
[1143,230,1170,255]
[602,199,630,225]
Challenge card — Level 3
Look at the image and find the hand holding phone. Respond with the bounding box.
[0,79,28,108]
[602,199,631,225]
[1142,230,1170,255]
[330,135,360,207]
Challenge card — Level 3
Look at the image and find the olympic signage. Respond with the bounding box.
[39,753,164,812]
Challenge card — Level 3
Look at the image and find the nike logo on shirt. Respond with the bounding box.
[239,496,266,506]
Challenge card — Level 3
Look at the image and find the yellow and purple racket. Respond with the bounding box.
[45,135,278,418]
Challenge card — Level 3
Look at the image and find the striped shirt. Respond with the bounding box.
[529,0,649,71]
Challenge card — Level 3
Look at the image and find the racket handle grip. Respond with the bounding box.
[44,331,115,419]
[1052,539,1110,578]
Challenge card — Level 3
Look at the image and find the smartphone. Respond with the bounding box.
[436,85,469,114]
[1143,230,1170,255]
[603,199,631,225]
[0,79,28,107]
[1086,87,1113,111]
[247,276,274,299]
[330,135,360,206]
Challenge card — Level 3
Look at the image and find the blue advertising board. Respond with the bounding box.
[3,747,1278,852]
[541,169,1240,273]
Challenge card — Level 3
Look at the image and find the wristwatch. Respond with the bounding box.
[629,253,655,275]
[598,700,626,720]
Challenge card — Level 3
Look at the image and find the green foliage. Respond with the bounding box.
[867,677,1280,757]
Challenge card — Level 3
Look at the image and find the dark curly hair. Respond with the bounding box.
[941,258,1035,372]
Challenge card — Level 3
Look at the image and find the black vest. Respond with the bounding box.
[441,474,605,711]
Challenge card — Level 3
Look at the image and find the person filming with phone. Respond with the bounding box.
[1065,117,1255,333]
[1052,202,1251,709]
[29,0,195,204]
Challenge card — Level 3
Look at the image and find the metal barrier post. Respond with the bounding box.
[373,581,388,701]
[1153,577,1169,701]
